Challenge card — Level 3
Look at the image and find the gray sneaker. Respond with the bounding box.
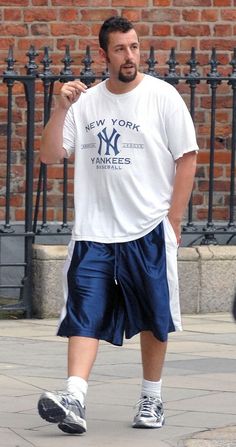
[132,396,165,428]
[38,391,87,434]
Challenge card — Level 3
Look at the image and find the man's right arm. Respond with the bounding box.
[40,80,87,164]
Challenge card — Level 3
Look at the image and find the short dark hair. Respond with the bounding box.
[99,16,134,52]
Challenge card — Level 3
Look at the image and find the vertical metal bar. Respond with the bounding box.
[228,50,236,230]
[34,81,54,233]
[207,84,217,227]
[22,77,35,316]
[186,83,196,227]
[4,82,14,232]
[201,49,221,244]
[228,83,236,227]
[57,157,71,233]
[183,48,200,233]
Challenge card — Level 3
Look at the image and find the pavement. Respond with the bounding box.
[0,313,236,447]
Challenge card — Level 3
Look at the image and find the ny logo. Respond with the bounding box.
[97,127,121,156]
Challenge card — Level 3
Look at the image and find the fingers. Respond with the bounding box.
[61,80,87,103]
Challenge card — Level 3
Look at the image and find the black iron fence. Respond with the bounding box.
[0,45,235,316]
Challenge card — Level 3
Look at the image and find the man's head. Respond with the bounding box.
[99,16,134,53]
[99,16,140,85]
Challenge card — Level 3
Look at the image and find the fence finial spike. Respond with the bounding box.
[25,45,39,75]
[145,46,159,77]
[60,45,74,78]
[80,45,96,87]
[4,45,18,75]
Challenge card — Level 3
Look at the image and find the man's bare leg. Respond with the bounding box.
[140,331,167,381]
[68,336,99,380]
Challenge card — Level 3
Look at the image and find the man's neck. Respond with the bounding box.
[105,72,144,95]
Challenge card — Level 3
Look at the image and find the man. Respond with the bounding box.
[37,16,198,434]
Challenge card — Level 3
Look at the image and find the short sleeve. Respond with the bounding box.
[63,107,76,157]
[165,88,199,160]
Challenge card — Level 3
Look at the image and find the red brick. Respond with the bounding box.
[24,9,57,22]
[179,38,199,51]
[212,208,229,220]
[200,39,236,51]
[17,38,54,50]
[31,24,50,36]
[192,194,204,206]
[174,0,211,5]
[142,9,180,22]
[4,9,22,20]
[112,0,148,5]
[80,9,118,21]
[214,151,231,164]
[0,24,28,36]
[182,9,200,22]
[153,0,171,4]
[153,24,171,36]
[122,10,141,22]
[52,0,87,4]
[174,25,210,37]
[214,0,231,5]
[141,38,177,51]
[51,24,90,36]
[0,0,28,4]
[0,38,15,49]
[10,195,24,207]
[57,39,76,51]
[134,24,150,37]
[221,10,236,21]
[32,0,49,4]
[59,9,78,21]
[197,151,210,164]
[201,9,219,21]
[91,0,111,5]
[213,167,225,178]
[215,24,233,36]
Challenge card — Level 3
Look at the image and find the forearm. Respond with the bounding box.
[168,151,197,239]
[40,106,68,164]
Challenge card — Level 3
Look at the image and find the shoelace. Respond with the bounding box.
[135,396,162,417]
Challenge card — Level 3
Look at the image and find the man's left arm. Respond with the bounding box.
[168,151,197,244]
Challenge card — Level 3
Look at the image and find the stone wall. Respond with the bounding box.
[32,244,236,318]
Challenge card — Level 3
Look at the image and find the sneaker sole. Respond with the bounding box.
[58,420,86,435]
[38,395,67,424]
[132,416,165,429]
[58,412,87,434]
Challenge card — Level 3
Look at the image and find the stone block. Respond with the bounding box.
[32,244,68,318]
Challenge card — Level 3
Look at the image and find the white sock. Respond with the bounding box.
[141,378,162,399]
[66,376,88,407]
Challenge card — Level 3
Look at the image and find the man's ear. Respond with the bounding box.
[99,47,106,61]
[99,47,109,64]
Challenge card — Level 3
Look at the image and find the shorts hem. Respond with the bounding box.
[57,330,124,346]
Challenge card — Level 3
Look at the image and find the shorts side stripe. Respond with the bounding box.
[57,240,75,333]
[163,217,182,332]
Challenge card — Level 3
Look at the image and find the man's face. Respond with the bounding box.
[104,29,140,83]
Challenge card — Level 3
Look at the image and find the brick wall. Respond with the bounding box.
[0,0,235,223]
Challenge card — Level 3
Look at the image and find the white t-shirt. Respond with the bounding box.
[63,74,199,243]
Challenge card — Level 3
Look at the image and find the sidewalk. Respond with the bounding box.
[0,313,236,447]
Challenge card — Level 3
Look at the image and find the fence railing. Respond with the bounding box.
[0,45,235,315]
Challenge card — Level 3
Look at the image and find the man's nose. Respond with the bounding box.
[125,47,133,59]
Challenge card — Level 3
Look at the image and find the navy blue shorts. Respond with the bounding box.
[57,217,182,346]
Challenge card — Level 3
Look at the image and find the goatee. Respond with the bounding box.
[118,65,137,83]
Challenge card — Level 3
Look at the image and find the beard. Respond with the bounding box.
[118,63,137,83]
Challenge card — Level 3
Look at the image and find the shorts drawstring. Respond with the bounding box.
[114,243,119,285]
